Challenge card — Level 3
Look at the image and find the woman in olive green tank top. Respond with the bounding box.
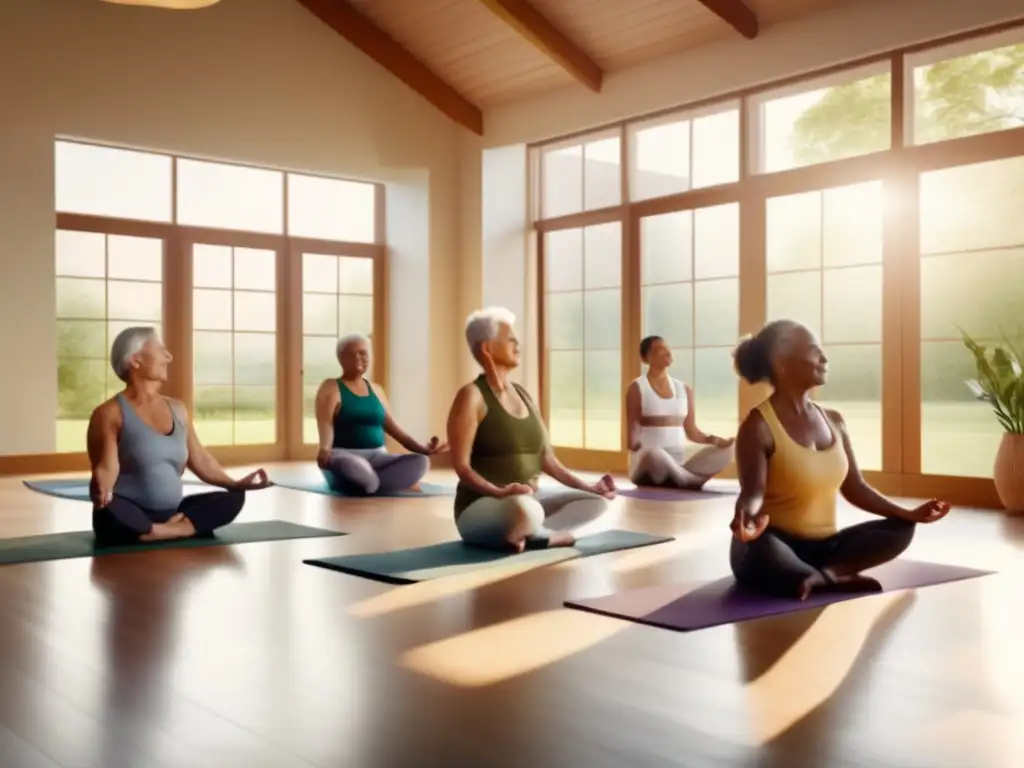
[447,308,616,551]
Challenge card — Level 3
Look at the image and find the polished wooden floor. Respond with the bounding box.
[0,464,1021,768]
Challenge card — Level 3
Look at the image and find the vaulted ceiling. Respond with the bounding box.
[296,0,856,135]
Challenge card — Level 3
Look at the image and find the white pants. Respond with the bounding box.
[628,443,733,488]
[456,489,609,550]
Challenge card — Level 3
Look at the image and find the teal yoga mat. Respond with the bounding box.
[0,521,346,566]
[272,474,454,498]
[303,529,674,584]
[24,477,206,503]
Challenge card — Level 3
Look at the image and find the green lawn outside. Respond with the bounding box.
[56,400,1002,479]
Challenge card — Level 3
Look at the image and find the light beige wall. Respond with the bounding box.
[0,0,464,455]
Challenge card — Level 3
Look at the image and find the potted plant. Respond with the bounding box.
[962,330,1024,513]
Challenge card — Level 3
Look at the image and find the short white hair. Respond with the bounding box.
[110,326,158,382]
[464,307,515,357]
[336,333,370,360]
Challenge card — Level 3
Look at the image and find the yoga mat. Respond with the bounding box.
[24,477,206,503]
[0,521,346,566]
[304,529,674,584]
[617,485,737,501]
[272,475,453,498]
[564,559,994,632]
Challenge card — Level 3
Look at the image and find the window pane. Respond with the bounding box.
[234,333,276,386]
[193,244,233,288]
[234,386,276,444]
[912,41,1024,145]
[668,347,695,390]
[823,181,883,267]
[545,229,583,292]
[694,203,739,279]
[921,340,999,477]
[56,230,105,278]
[57,320,106,359]
[583,137,621,210]
[693,347,737,440]
[585,350,620,451]
[108,280,162,322]
[303,253,338,293]
[546,292,583,350]
[641,212,692,285]
[56,277,105,319]
[338,296,373,337]
[541,146,582,219]
[583,289,620,350]
[815,344,882,471]
[694,279,738,347]
[767,191,821,273]
[107,235,163,281]
[56,358,107,452]
[194,331,234,385]
[303,293,338,336]
[339,257,374,294]
[584,222,621,290]
[548,350,583,447]
[303,384,320,445]
[288,174,376,243]
[193,386,235,446]
[176,158,283,234]
[767,271,821,338]
[758,70,891,173]
[691,109,740,188]
[234,291,276,332]
[55,141,172,222]
[631,118,690,201]
[921,250,1024,341]
[233,248,276,291]
[920,157,1024,255]
[642,283,692,347]
[822,266,882,344]
[303,336,339,387]
[194,289,233,330]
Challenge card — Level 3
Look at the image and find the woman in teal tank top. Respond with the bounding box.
[446,308,616,551]
[313,334,447,495]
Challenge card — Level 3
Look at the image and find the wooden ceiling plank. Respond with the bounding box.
[474,0,604,92]
[695,0,759,39]
[295,0,483,134]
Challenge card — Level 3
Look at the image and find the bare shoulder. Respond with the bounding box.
[317,377,339,395]
[368,381,387,399]
[737,406,772,448]
[823,407,846,429]
[453,381,485,412]
[164,396,189,420]
[91,397,123,428]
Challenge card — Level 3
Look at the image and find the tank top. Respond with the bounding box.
[332,379,386,449]
[757,399,849,540]
[453,375,548,518]
[113,394,188,512]
[631,374,688,452]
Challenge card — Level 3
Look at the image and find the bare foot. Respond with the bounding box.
[141,517,196,542]
[408,482,422,493]
[797,572,829,600]
[546,531,576,548]
[823,573,883,593]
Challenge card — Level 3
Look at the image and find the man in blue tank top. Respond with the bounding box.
[87,327,271,545]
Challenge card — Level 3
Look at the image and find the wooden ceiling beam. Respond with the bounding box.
[295,0,483,135]
[695,0,759,40]
[474,0,603,92]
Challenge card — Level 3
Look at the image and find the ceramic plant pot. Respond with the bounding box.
[993,433,1024,514]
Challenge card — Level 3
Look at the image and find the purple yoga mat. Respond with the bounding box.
[617,486,736,501]
[564,559,993,632]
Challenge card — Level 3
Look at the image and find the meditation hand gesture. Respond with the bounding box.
[233,469,272,491]
[710,436,735,449]
[901,498,950,524]
[497,482,533,498]
[420,436,449,455]
[731,507,769,542]
[588,474,617,499]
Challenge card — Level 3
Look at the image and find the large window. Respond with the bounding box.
[55,230,164,452]
[919,156,1024,477]
[540,132,622,219]
[544,223,622,451]
[640,204,740,439]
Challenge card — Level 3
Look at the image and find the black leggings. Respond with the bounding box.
[92,490,246,545]
[730,517,916,597]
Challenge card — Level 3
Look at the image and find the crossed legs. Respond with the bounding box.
[629,444,733,489]
[730,517,916,598]
[456,489,610,551]
[322,448,430,495]
[92,490,246,546]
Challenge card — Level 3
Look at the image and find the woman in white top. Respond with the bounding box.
[625,335,735,488]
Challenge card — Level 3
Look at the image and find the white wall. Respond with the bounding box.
[0,0,464,455]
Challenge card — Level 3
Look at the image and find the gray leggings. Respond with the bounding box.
[322,448,430,495]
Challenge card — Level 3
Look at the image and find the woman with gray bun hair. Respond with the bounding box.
[729,319,951,600]
[87,326,270,545]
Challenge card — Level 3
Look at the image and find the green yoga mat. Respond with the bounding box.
[303,529,674,584]
[0,521,346,566]
[272,475,454,498]
[24,477,207,503]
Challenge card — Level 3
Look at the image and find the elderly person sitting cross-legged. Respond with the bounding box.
[88,326,271,546]
[313,333,446,495]
[446,307,616,551]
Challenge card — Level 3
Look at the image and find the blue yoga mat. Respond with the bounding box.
[24,477,207,503]
[271,473,454,498]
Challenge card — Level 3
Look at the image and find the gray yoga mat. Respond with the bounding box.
[564,558,994,632]
[304,529,674,584]
[0,521,347,566]
[271,474,454,498]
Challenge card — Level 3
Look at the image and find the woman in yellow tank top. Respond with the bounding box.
[730,320,951,600]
